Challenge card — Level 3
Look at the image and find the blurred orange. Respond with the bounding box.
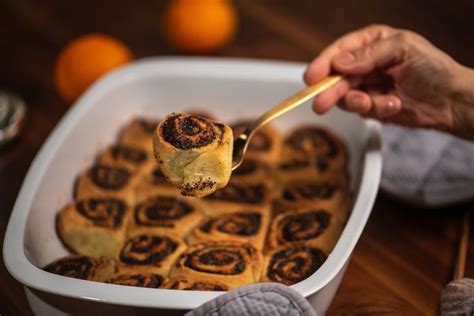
[162,0,238,54]
[54,34,133,103]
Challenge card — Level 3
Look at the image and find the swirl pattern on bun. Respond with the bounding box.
[74,164,137,204]
[119,230,186,275]
[153,113,233,197]
[203,181,271,215]
[172,241,263,289]
[57,198,132,258]
[189,209,269,250]
[277,126,347,182]
[267,208,344,252]
[262,245,327,285]
[131,194,203,236]
[43,255,115,282]
[273,180,350,222]
[99,144,153,172]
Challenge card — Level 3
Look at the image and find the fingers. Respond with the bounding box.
[332,33,407,75]
[304,24,394,84]
[340,90,402,118]
[312,77,362,114]
[339,90,371,114]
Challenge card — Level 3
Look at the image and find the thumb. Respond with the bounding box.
[331,33,407,75]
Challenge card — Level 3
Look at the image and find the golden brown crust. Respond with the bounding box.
[117,228,186,276]
[188,208,270,250]
[129,194,204,237]
[276,126,347,183]
[172,241,263,289]
[229,158,273,186]
[74,163,138,204]
[118,118,158,153]
[266,208,344,253]
[163,276,229,291]
[272,179,351,222]
[57,198,132,258]
[231,121,282,164]
[261,245,327,285]
[43,255,116,282]
[98,144,155,173]
[134,166,182,202]
[108,265,165,288]
[153,113,233,197]
[203,180,272,214]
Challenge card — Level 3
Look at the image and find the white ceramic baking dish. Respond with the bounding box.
[3,57,382,315]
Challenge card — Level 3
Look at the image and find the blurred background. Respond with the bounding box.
[1,0,474,314]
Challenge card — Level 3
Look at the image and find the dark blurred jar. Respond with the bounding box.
[0,91,26,149]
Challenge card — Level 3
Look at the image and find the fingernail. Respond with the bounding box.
[334,52,356,66]
[385,101,398,115]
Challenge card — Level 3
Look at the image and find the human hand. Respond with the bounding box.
[304,24,474,140]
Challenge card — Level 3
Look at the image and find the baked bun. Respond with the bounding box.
[277,126,347,182]
[188,208,269,250]
[130,194,203,237]
[261,245,327,285]
[203,181,272,214]
[163,276,229,291]
[172,241,262,289]
[273,179,350,222]
[153,113,233,197]
[230,158,272,186]
[57,197,132,258]
[43,255,116,282]
[231,121,282,164]
[134,166,181,202]
[118,228,186,276]
[108,265,165,288]
[266,208,344,253]
[118,118,158,153]
[98,144,154,173]
[74,163,137,204]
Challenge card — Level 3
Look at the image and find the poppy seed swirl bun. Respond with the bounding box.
[262,245,327,285]
[172,241,262,289]
[153,113,233,197]
[43,255,116,282]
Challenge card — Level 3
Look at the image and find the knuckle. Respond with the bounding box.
[394,30,414,43]
[359,45,375,60]
[365,24,394,35]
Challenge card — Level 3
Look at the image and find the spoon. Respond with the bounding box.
[232,75,343,170]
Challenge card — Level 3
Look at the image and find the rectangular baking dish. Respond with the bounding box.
[3,57,382,315]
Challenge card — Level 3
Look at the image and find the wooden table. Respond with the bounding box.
[1,1,473,314]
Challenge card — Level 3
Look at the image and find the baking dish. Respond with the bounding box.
[3,57,382,315]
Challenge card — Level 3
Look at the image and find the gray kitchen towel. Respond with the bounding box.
[381,124,474,207]
[186,283,317,316]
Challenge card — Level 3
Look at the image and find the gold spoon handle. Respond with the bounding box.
[248,75,343,133]
[232,75,343,170]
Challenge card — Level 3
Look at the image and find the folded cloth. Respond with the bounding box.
[440,278,474,316]
[382,124,474,207]
[186,283,317,316]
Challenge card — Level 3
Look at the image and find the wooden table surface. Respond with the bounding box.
[1,0,474,315]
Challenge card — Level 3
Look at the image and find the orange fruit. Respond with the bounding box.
[162,0,238,54]
[54,34,132,103]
